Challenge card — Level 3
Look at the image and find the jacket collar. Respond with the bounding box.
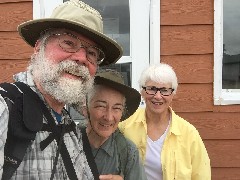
[168,107,181,136]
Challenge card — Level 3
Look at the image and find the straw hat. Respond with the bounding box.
[18,0,123,66]
[94,69,141,120]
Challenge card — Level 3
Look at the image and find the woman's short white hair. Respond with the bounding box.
[138,63,178,94]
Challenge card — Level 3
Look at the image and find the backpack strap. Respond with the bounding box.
[14,82,78,180]
[40,122,76,150]
[80,127,100,180]
[0,82,78,180]
[0,82,42,180]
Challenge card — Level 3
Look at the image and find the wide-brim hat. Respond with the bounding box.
[17,0,123,66]
[94,70,141,120]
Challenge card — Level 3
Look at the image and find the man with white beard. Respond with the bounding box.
[0,0,122,180]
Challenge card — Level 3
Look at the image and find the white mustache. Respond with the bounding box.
[56,60,91,82]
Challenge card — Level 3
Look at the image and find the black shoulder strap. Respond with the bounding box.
[1,82,78,180]
[0,82,42,180]
[0,83,18,102]
[14,82,78,180]
[80,127,100,180]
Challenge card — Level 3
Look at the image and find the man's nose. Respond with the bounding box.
[70,48,90,66]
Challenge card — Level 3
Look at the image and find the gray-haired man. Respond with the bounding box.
[0,0,122,179]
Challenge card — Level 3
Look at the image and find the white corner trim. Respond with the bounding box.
[149,0,160,65]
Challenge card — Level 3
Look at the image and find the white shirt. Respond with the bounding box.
[144,123,170,180]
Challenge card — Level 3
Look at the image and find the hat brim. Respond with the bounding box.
[18,18,123,66]
[94,76,141,120]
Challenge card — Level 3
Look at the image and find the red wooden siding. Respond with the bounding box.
[0,1,33,83]
[161,0,240,179]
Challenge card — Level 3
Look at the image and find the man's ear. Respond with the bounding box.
[34,40,41,53]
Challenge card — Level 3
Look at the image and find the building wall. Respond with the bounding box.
[0,0,32,83]
[161,0,240,179]
[0,0,240,179]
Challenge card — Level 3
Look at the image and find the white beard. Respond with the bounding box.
[28,48,94,104]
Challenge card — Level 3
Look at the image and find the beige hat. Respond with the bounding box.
[18,0,123,66]
[94,69,141,120]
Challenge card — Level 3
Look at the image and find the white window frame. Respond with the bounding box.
[149,0,160,65]
[33,0,62,19]
[214,0,240,105]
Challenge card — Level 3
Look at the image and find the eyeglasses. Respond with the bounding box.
[142,86,174,96]
[51,33,105,65]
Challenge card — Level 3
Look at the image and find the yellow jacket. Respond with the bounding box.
[119,108,211,180]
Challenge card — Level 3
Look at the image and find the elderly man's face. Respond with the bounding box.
[29,29,101,104]
[88,85,125,139]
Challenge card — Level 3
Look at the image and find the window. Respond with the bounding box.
[214,0,240,105]
[33,0,160,90]
[33,0,160,121]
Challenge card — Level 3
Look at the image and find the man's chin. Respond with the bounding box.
[55,92,86,105]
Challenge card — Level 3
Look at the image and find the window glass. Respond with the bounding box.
[64,0,130,56]
[223,0,240,89]
[33,0,153,118]
[34,0,150,91]
[63,0,132,122]
[214,0,240,105]
[100,63,132,86]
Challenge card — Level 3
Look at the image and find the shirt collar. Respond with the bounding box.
[168,107,181,136]
[96,134,115,157]
[13,71,35,87]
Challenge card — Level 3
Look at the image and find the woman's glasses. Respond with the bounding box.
[142,86,174,96]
